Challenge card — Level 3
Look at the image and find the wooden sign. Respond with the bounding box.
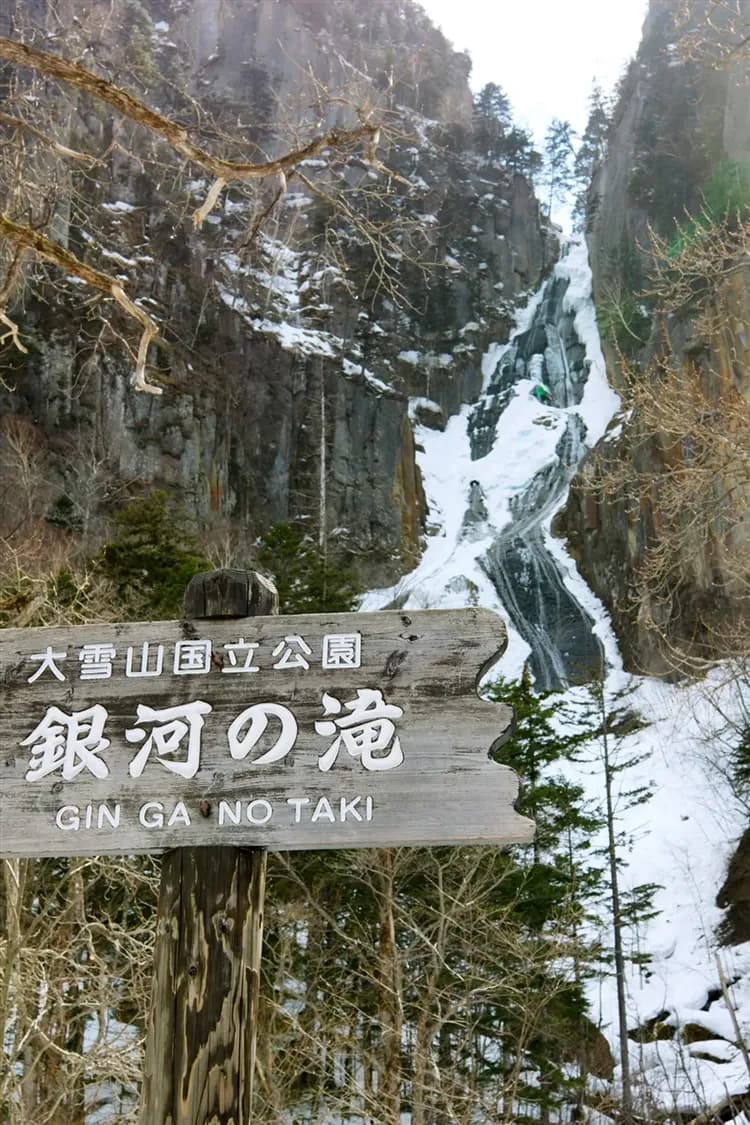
[0,607,533,857]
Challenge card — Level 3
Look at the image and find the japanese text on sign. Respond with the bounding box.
[20,689,404,782]
[26,632,363,682]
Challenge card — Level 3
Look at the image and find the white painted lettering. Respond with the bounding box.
[219,799,242,826]
[140,801,164,828]
[340,796,362,822]
[286,797,310,823]
[126,642,164,678]
[56,805,80,831]
[173,640,211,675]
[222,638,259,674]
[55,802,121,831]
[22,704,111,782]
[227,703,297,764]
[315,689,404,772]
[311,797,335,823]
[322,633,362,669]
[246,799,273,826]
[27,646,66,683]
[126,701,211,780]
[271,634,312,670]
[98,803,121,829]
[167,801,191,828]
[79,643,116,680]
[366,796,373,821]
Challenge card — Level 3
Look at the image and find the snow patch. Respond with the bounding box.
[101,200,137,213]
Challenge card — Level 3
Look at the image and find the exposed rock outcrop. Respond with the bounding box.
[0,0,554,585]
[560,0,750,673]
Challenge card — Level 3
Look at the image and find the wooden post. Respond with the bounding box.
[139,569,278,1125]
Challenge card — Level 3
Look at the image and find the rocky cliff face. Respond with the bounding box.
[0,0,553,585]
[560,0,750,672]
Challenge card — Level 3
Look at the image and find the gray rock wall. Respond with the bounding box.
[0,0,552,584]
[561,0,750,672]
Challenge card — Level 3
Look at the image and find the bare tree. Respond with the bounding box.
[582,213,750,671]
[0,32,417,394]
[1,839,159,1124]
[254,844,592,1124]
[674,0,750,68]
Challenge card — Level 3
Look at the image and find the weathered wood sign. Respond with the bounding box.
[0,606,533,857]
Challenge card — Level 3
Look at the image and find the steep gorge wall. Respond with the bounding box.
[561,0,750,672]
[0,0,553,584]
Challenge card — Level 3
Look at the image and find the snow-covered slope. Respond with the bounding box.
[363,240,750,1122]
[577,667,750,1121]
[362,240,620,688]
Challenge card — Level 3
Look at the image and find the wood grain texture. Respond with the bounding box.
[140,569,271,1125]
[183,569,279,619]
[140,805,268,1125]
[0,607,533,857]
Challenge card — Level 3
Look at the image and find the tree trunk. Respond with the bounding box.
[139,569,277,1125]
[377,848,403,1125]
[601,705,634,1125]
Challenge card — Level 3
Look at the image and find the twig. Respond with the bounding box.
[0,37,382,224]
[0,309,28,353]
[0,214,162,393]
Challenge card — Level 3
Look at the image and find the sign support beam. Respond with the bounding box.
[139,569,278,1125]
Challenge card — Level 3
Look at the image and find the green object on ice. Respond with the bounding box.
[532,383,551,403]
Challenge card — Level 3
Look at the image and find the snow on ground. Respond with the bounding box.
[216,234,405,390]
[362,239,750,1119]
[562,667,750,1116]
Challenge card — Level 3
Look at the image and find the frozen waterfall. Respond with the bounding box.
[361,241,621,690]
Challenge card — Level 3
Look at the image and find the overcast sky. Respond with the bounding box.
[418,0,649,145]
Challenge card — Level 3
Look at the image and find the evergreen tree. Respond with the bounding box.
[503,125,543,180]
[542,118,577,217]
[575,677,661,1125]
[257,668,610,1123]
[488,672,663,1121]
[472,83,542,181]
[491,671,599,854]
[255,522,359,614]
[99,490,212,619]
[572,83,611,230]
[473,81,513,161]
[486,671,606,1119]
[574,83,611,181]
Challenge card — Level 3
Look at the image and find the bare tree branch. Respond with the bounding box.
[0,36,418,392]
[0,111,99,166]
[0,37,382,226]
[0,214,162,394]
[0,308,27,353]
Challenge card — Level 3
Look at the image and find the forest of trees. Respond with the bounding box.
[0,496,658,1121]
[2,1,750,1124]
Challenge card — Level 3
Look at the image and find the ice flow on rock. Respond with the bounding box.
[362,240,620,690]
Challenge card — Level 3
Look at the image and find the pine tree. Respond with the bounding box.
[473,82,513,161]
[258,670,609,1123]
[255,522,359,614]
[542,118,577,218]
[486,671,606,1119]
[572,84,611,230]
[577,677,661,1125]
[503,125,543,180]
[472,83,542,180]
[99,491,212,619]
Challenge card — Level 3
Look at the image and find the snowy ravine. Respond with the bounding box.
[363,242,750,1122]
[362,241,620,689]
